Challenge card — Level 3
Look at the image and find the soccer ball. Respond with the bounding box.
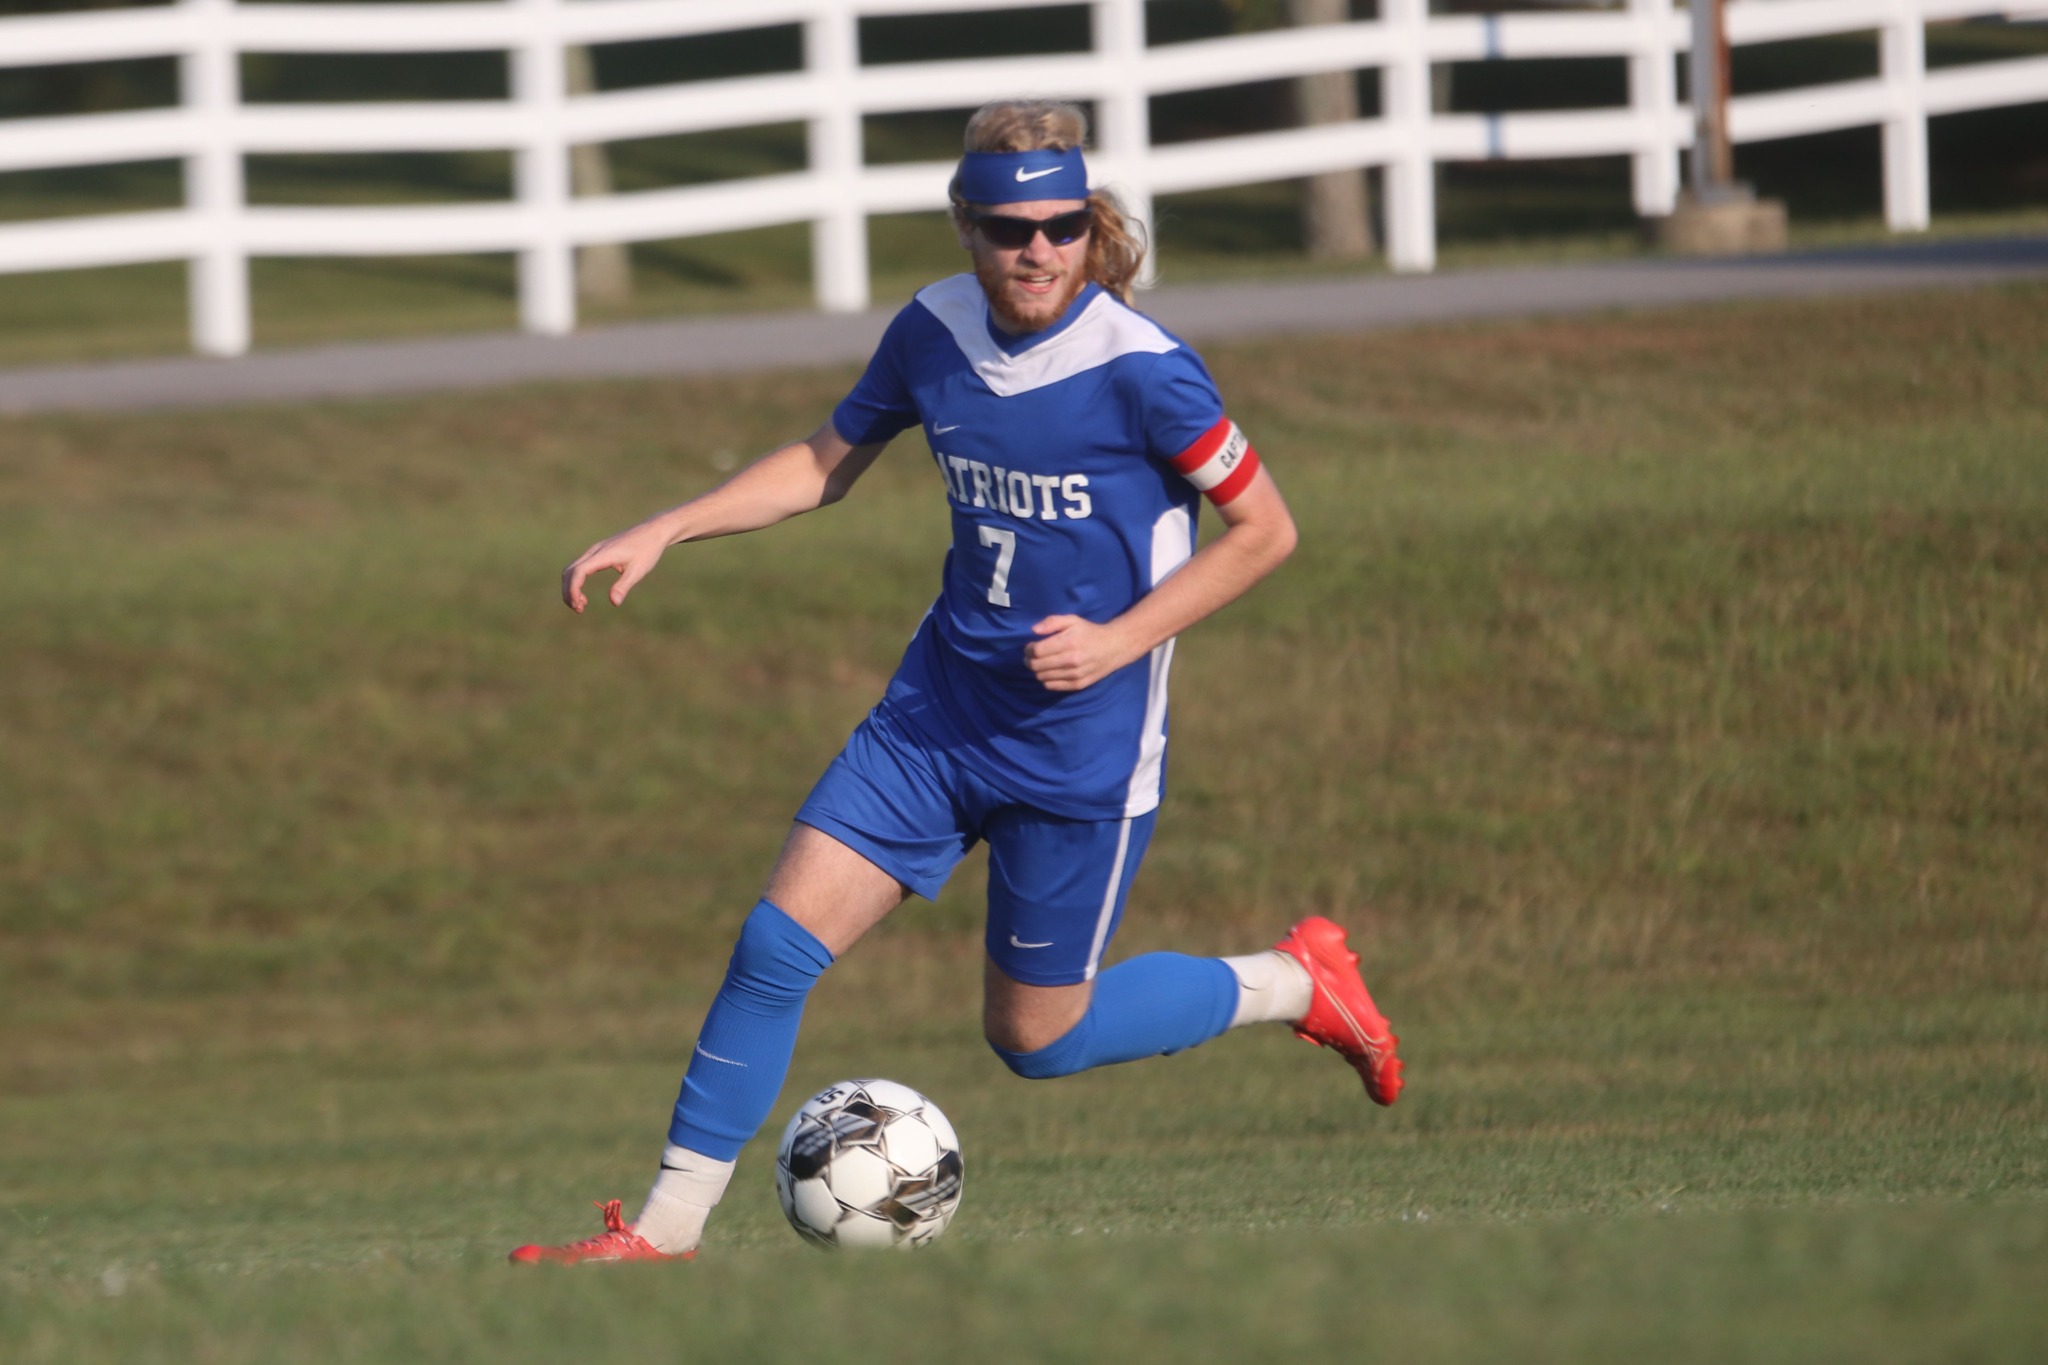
[774,1079,964,1250]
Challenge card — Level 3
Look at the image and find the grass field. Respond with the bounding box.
[2,285,2045,1360]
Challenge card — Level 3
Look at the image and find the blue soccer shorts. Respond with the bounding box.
[793,701,1158,987]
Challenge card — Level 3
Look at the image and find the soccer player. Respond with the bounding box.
[511,100,1401,1265]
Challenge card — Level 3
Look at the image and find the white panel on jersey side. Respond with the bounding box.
[1122,505,1192,818]
[1149,505,1194,588]
[914,274,1179,398]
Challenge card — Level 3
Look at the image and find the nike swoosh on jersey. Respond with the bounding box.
[1009,934,1054,949]
[1014,166,1062,182]
[933,423,961,434]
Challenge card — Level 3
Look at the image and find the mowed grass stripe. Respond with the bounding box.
[1,285,2043,1359]
[3,1203,2044,1363]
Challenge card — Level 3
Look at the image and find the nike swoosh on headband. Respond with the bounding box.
[1014,166,1063,182]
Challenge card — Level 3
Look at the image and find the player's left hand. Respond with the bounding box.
[1025,615,1137,693]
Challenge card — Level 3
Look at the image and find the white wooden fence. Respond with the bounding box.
[1,0,2043,356]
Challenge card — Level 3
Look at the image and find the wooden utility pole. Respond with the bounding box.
[1287,0,1374,260]
[1652,0,1787,254]
[565,45,633,304]
[1687,0,1736,196]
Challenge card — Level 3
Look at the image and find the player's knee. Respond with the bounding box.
[724,899,834,1006]
[988,1014,1093,1080]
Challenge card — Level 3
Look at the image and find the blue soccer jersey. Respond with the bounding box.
[831,275,1261,820]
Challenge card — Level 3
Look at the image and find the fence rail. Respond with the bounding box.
[1,0,2042,355]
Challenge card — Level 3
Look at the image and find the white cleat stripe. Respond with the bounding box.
[1321,983,1388,1063]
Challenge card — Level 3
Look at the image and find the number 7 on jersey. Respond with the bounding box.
[978,524,1016,607]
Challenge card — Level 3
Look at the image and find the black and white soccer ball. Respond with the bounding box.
[774,1079,963,1250]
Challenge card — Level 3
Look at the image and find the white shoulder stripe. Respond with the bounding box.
[915,274,1179,397]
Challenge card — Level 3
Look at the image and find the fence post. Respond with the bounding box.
[1381,0,1436,272]
[512,0,576,334]
[808,0,869,313]
[182,0,248,357]
[1092,0,1155,287]
[1628,0,1681,216]
[1880,0,1930,231]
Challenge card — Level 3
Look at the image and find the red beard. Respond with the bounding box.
[976,255,1090,335]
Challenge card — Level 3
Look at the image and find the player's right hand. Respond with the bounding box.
[562,521,671,612]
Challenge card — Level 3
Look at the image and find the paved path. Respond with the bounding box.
[2,235,2042,415]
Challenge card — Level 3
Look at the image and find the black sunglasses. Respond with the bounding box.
[963,205,1094,249]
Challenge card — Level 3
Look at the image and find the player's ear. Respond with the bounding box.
[951,207,976,253]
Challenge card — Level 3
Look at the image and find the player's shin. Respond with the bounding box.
[644,898,835,1251]
[992,952,1238,1078]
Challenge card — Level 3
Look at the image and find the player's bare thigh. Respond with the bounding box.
[763,823,909,956]
[767,824,1091,1052]
[983,958,1092,1054]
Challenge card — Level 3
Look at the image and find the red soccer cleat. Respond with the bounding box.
[507,1199,696,1266]
[1273,916,1404,1106]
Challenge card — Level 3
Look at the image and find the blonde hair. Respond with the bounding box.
[948,99,1147,306]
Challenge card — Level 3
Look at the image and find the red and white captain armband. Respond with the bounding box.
[1169,417,1262,506]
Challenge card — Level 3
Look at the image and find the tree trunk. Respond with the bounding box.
[565,46,633,304]
[1288,0,1374,260]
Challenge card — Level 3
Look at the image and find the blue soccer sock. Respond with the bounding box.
[667,899,836,1161]
[991,952,1239,1079]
